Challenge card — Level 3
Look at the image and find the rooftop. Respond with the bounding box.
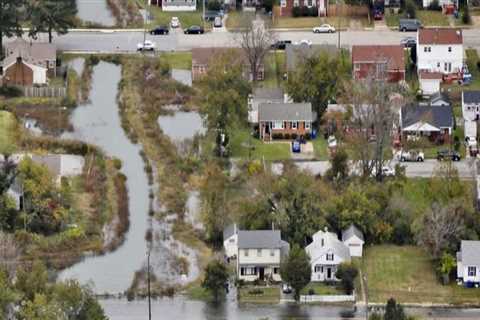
[459,240,480,266]
[463,91,480,104]
[418,28,463,45]
[258,102,313,121]
[352,45,405,71]
[237,230,288,249]
[401,104,453,129]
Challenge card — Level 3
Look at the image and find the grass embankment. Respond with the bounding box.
[225,11,255,30]
[118,55,211,295]
[0,111,17,154]
[300,282,344,295]
[230,128,291,161]
[239,286,280,304]
[272,16,369,29]
[149,7,204,29]
[263,51,286,88]
[363,245,480,305]
[161,52,192,70]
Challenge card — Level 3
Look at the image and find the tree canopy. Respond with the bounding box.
[202,260,229,302]
[28,0,77,43]
[280,245,311,301]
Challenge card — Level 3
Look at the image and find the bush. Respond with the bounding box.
[247,289,264,295]
[462,5,471,24]
[292,6,302,16]
[272,133,283,139]
[309,7,318,16]
[308,288,315,295]
[428,0,442,10]
[0,85,23,98]
[207,0,222,11]
[301,6,310,16]
[335,263,358,295]
[405,0,417,18]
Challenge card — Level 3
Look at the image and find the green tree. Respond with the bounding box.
[0,0,24,57]
[202,260,229,302]
[77,295,108,320]
[280,245,311,301]
[15,261,48,301]
[0,269,17,319]
[335,263,358,294]
[384,298,406,320]
[325,148,349,184]
[438,252,456,285]
[18,294,67,320]
[462,4,471,24]
[28,0,77,43]
[286,50,351,116]
[405,0,417,19]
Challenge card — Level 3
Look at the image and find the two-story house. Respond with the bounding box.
[462,91,480,121]
[258,102,314,140]
[279,0,328,17]
[306,228,351,282]
[237,230,290,282]
[457,240,480,286]
[416,28,463,76]
[352,45,405,82]
[191,47,265,82]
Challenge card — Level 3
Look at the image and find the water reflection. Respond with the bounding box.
[76,0,115,26]
[157,111,205,142]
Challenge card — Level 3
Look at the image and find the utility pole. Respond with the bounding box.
[147,246,152,320]
[203,0,206,31]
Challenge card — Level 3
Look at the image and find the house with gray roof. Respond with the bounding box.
[457,240,480,286]
[258,102,314,141]
[237,230,289,282]
[306,228,352,282]
[399,104,453,144]
[248,87,289,124]
[342,224,364,257]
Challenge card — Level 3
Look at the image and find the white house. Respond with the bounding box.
[223,223,239,258]
[419,71,443,96]
[417,28,463,76]
[161,0,196,11]
[462,91,480,121]
[457,240,480,285]
[306,228,351,282]
[422,0,455,9]
[237,230,289,282]
[341,224,365,257]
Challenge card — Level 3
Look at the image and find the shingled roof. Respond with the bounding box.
[401,105,453,130]
[418,28,463,45]
[237,230,289,250]
[352,45,405,71]
[459,240,480,266]
[258,103,313,122]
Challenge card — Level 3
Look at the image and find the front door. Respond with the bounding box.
[327,267,332,280]
[259,267,265,280]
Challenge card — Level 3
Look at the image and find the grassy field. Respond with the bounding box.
[300,282,344,295]
[262,51,286,88]
[0,111,17,154]
[363,245,480,304]
[225,10,255,30]
[312,136,329,160]
[385,10,449,27]
[148,6,204,29]
[239,286,280,304]
[160,52,192,70]
[230,129,291,161]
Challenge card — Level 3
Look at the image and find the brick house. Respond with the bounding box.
[191,47,264,82]
[258,102,314,140]
[279,0,328,16]
[352,45,405,82]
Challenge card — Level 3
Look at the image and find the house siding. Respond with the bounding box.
[343,237,363,257]
[192,63,264,82]
[259,120,312,140]
[224,234,238,258]
[310,252,348,282]
[280,0,325,16]
[3,60,34,86]
[353,62,405,82]
[237,248,282,282]
[416,43,463,75]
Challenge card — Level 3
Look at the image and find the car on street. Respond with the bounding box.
[371,166,395,177]
[171,17,180,28]
[184,25,204,34]
[294,39,312,46]
[400,36,416,48]
[374,10,383,20]
[399,19,422,32]
[214,16,222,28]
[271,40,292,50]
[137,40,155,51]
[282,283,293,294]
[150,25,169,35]
[312,24,335,33]
[437,149,461,161]
[327,135,337,148]
[400,150,424,162]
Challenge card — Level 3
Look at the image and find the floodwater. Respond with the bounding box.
[157,111,205,142]
[59,62,150,294]
[76,0,115,26]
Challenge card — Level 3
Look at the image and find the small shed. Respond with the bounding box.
[342,224,364,257]
[223,223,238,258]
[419,71,443,96]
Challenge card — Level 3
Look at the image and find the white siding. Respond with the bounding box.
[343,236,364,257]
[224,234,238,258]
[309,252,349,282]
[420,78,441,96]
[238,248,280,265]
[26,62,47,85]
[237,248,282,282]
[461,265,480,283]
[416,42,463,75]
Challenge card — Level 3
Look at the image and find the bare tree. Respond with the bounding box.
[239,16,276,82]
[417,202,464,259]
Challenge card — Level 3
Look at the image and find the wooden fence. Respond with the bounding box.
[327,4,369,17]
[22,86,66,98]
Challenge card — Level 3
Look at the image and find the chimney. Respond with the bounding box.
[16,56,22,64]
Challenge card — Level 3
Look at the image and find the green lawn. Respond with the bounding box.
[148,6,204,29]
[160,52,192,70]
[238,286,280,304]
[386,10,449,27]
[0,111,16,154]
[300,282,344,295]
[262,51,286,88]
[363,245,480,304]
[225,10,255,30]
[230,129,291,161]
[272,16,369,29]
[312,136,329,160]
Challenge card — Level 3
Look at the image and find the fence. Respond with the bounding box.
[327,4,369,17]
[22,86,66,98]
[300,293,355,303]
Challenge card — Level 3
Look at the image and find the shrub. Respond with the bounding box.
[405,0,417,18]
[428,0,441,10]
[335,263,358,295]
[292,6,302,17]
[462,5,471,24]
[0,85,23,98]
[301,6,310,16]
[112,158,122,170]
[272,133,283,139]
[477,61,480,71]
[207,0,222,11]
[309,7,318,16]
[308,288,315,295]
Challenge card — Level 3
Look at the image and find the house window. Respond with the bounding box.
[448,46,452,52]
[270,249,275,257]
[437,62,440,68]
[424,46,431,52]
[305,122,311,129]
[273,121,284,129]
[444,62,452,73]
[241,267,245,275]
[294,0,299,5]
[321,238,324,247]
[244,249,249,257]
[314,265,322,272]
[273,267,279,274]
[468,266,476,277]
[292,121,298,129]
[307,0,313,6]
[257,249,262,257]
[229,238,235,243]
[326,253,334,261]
[280,0,286,7]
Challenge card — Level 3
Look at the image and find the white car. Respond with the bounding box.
[137,40,155,51]
[327,135,337,148]
[171,16,180,28]
[313,24,335,33]
[294,39,312,46]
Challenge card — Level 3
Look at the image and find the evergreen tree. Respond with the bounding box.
[28,0,77,43]
[0,0,24,57]
[202,260,229,302]
[280,245,311,301]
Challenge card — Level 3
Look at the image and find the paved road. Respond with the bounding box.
[15,28,480,53]
[272,159,477,179]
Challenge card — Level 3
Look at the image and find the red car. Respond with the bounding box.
[374,11,383,20]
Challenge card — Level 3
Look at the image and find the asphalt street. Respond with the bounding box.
[14,28,480,53]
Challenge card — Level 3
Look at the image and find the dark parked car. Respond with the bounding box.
[399,19,422,32]
[150,25,169,35]
[184,25,204,34]
[400,37,416,48]
[271,40,292,50]
[437,149,461,161]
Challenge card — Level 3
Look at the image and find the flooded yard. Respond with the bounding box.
[157,111,205,142]
[76,0,115,26]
